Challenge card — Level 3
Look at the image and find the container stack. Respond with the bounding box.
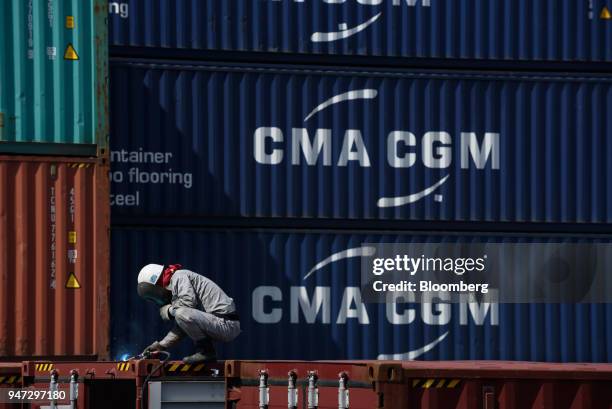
[0,1,109,361]
[108,1,611,362]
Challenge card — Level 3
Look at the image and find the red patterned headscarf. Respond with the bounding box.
[161,264,182,287]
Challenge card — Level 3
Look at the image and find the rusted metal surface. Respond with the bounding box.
[1,359,609,408]
[225,360,373,383]
[0,363,21,409]
[225,360,380,409]
[400,378,611,409]
[0,363,21,387]
[21,359,224,380]
[387,361,612,409]
[225,360,612,409]
[381,360,612,381]
[0,155,109,359]
[20,359,224,409]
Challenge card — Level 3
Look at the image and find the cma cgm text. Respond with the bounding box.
[253,286,497,325]
[254,129,500,169]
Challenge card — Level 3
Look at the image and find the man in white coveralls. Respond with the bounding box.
[137,263,241,364]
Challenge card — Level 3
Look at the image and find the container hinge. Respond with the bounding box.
[288,370,298,409]
[259,370,270,409]
[307,371,319,409]
[338,372,349,409]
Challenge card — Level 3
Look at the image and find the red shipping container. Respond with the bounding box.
[20,359,225,409]
[0,155,109,359]
[2,359,610,408]
[0,363,21,409]
[225,360,612,409]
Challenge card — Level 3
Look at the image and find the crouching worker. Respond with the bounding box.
[137,263,241,363]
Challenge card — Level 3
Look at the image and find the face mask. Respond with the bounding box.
[137,282,172,306]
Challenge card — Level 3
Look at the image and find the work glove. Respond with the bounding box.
[160,304,173,321]
[143,341,165,355]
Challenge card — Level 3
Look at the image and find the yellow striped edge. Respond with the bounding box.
[422,379,435,388]
[116,362,130,371]
[35,363,54,371]
[412,379,461,389]
[165,362,206,373]
[0,376,19,385]
[447,379,460,388]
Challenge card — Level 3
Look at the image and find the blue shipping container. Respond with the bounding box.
[110,227,612,362]
[108,0,612,63]
[110,61,612,224]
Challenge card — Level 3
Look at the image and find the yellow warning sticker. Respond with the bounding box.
[68,231,77,244]
[66,273,81,289]
[66,16,75,29]
[601,6,612,19]
[411,378,461,389]
[35,364,55,372]
[64,43,79,60]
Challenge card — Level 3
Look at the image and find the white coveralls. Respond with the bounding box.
[158,269,241,348]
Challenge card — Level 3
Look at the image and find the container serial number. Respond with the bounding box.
[6,389,66,401]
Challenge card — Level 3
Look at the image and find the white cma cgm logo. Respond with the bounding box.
[252,246,498,360]
[254,89,500,207]
[272,0,431,42]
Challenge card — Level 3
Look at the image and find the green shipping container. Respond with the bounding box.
[0,0,107,156]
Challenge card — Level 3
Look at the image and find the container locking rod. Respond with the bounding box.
[49,369,59,409]
[70,370,79,409]
[338,372,349,409]
[259,370,270,409]
[288,370,298,409]
[307,371,319,409]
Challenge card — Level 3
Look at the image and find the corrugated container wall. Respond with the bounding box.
[110,227,612,362]
[108,0,612,64]
[0,0,108,156]
[0,156,109,359]
[109,62,612,225]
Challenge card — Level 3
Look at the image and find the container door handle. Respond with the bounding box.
[483,386,495,409]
